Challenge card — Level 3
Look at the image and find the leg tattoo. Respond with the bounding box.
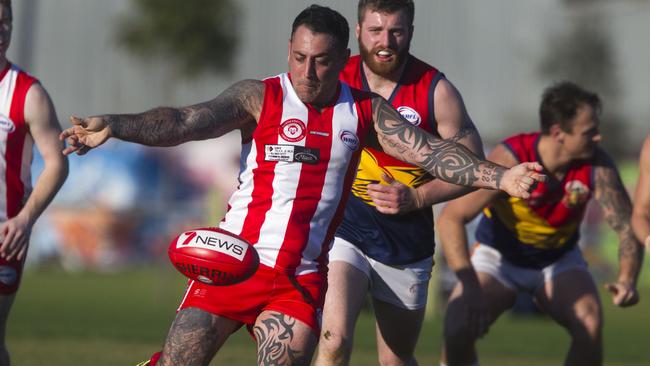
[254,313,310,366]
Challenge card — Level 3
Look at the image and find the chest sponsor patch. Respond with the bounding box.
[397,106,422,126]
[339,130,359,151]
[264,144,320,164]
[0,114,16,133]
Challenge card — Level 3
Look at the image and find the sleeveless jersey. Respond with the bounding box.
[219,73,374,276]
[475,132,595,268]
[336,55,445,264]
[0,63,37,222]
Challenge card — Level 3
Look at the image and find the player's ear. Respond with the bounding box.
[355,23,361,39]
[287,38,292,63]
[550,124,563,142]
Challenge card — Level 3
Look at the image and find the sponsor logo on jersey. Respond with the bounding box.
[0,266,17,286]
[279,119,306,142]
[339,130,359,151]
[397,106,421,126]
[0,115,15,133]
[563,180,590,208]
[294,150,319,164]
[177,230,248,261]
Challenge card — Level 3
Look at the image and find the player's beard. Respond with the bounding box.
[359,41,409,77]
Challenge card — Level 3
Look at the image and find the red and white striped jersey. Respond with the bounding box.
[220,73,373,275]
[0,63,37,222]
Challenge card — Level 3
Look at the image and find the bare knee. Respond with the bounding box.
[570,304,603,342]
[317,329,353,364]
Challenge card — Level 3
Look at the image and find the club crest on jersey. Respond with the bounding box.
[397,106,421,126]
[563,180,590,208]
[339,130,359,151]
[280,119,306,142]
[0,115,15,133]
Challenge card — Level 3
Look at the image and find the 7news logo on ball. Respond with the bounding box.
[168,227,259,286]
[178,230,248,260]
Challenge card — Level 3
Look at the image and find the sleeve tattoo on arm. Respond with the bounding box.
[106,79,263,146]
[372,97,503,188]
[594,163,643,270]
[448,119,479,144]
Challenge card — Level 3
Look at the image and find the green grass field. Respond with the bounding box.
[7,266,650,365]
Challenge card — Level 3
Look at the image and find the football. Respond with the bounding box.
[168,227,259,285]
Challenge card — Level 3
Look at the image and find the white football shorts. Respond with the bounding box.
[470,243,589,294]
[329,236,433,310]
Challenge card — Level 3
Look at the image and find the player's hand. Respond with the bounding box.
[604,281,639,307]
[499,162,546,199]
[367,173,423,214]
[460,279,491,339]
[60,116,111,155]
[0,214,32,261]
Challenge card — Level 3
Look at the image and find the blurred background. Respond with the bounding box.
[6,0,650,365]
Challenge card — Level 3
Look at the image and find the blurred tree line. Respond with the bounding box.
[116,0,239,78]
[540,0,627,157]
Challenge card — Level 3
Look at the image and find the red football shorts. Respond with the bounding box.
[0,255,26,295]
[178,264,325,335]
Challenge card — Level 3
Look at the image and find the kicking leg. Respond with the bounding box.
[158,307,242,366]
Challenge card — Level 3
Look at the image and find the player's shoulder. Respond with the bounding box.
[487,143,519,167]
[501,131,539,154]
[347,83,375,103]
[407,54,439,73]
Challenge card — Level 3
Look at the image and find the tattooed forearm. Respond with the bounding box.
[105,107,187,146]
[105,79,263,146]
[160,308,221,366]
[254,312,309,366]
[595,163,644,280]
[372,96,503,189]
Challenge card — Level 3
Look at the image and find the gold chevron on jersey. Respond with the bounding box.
[351,148,432,205]
[487,197,580,250]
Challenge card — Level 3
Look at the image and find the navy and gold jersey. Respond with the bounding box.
[335,55,444,264]
[476,132,595,268]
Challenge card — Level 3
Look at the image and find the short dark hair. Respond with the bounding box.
[358,0,414,26]
[539,81,601,134]
[291,4,349,52]
[0,0,11,20]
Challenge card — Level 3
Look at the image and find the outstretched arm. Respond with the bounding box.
[367,79,484,214]
[594,150,644,307]
[371,95,543,198]
[61,79,264,154]
[0,83,68,261]
[632,135,650,249]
